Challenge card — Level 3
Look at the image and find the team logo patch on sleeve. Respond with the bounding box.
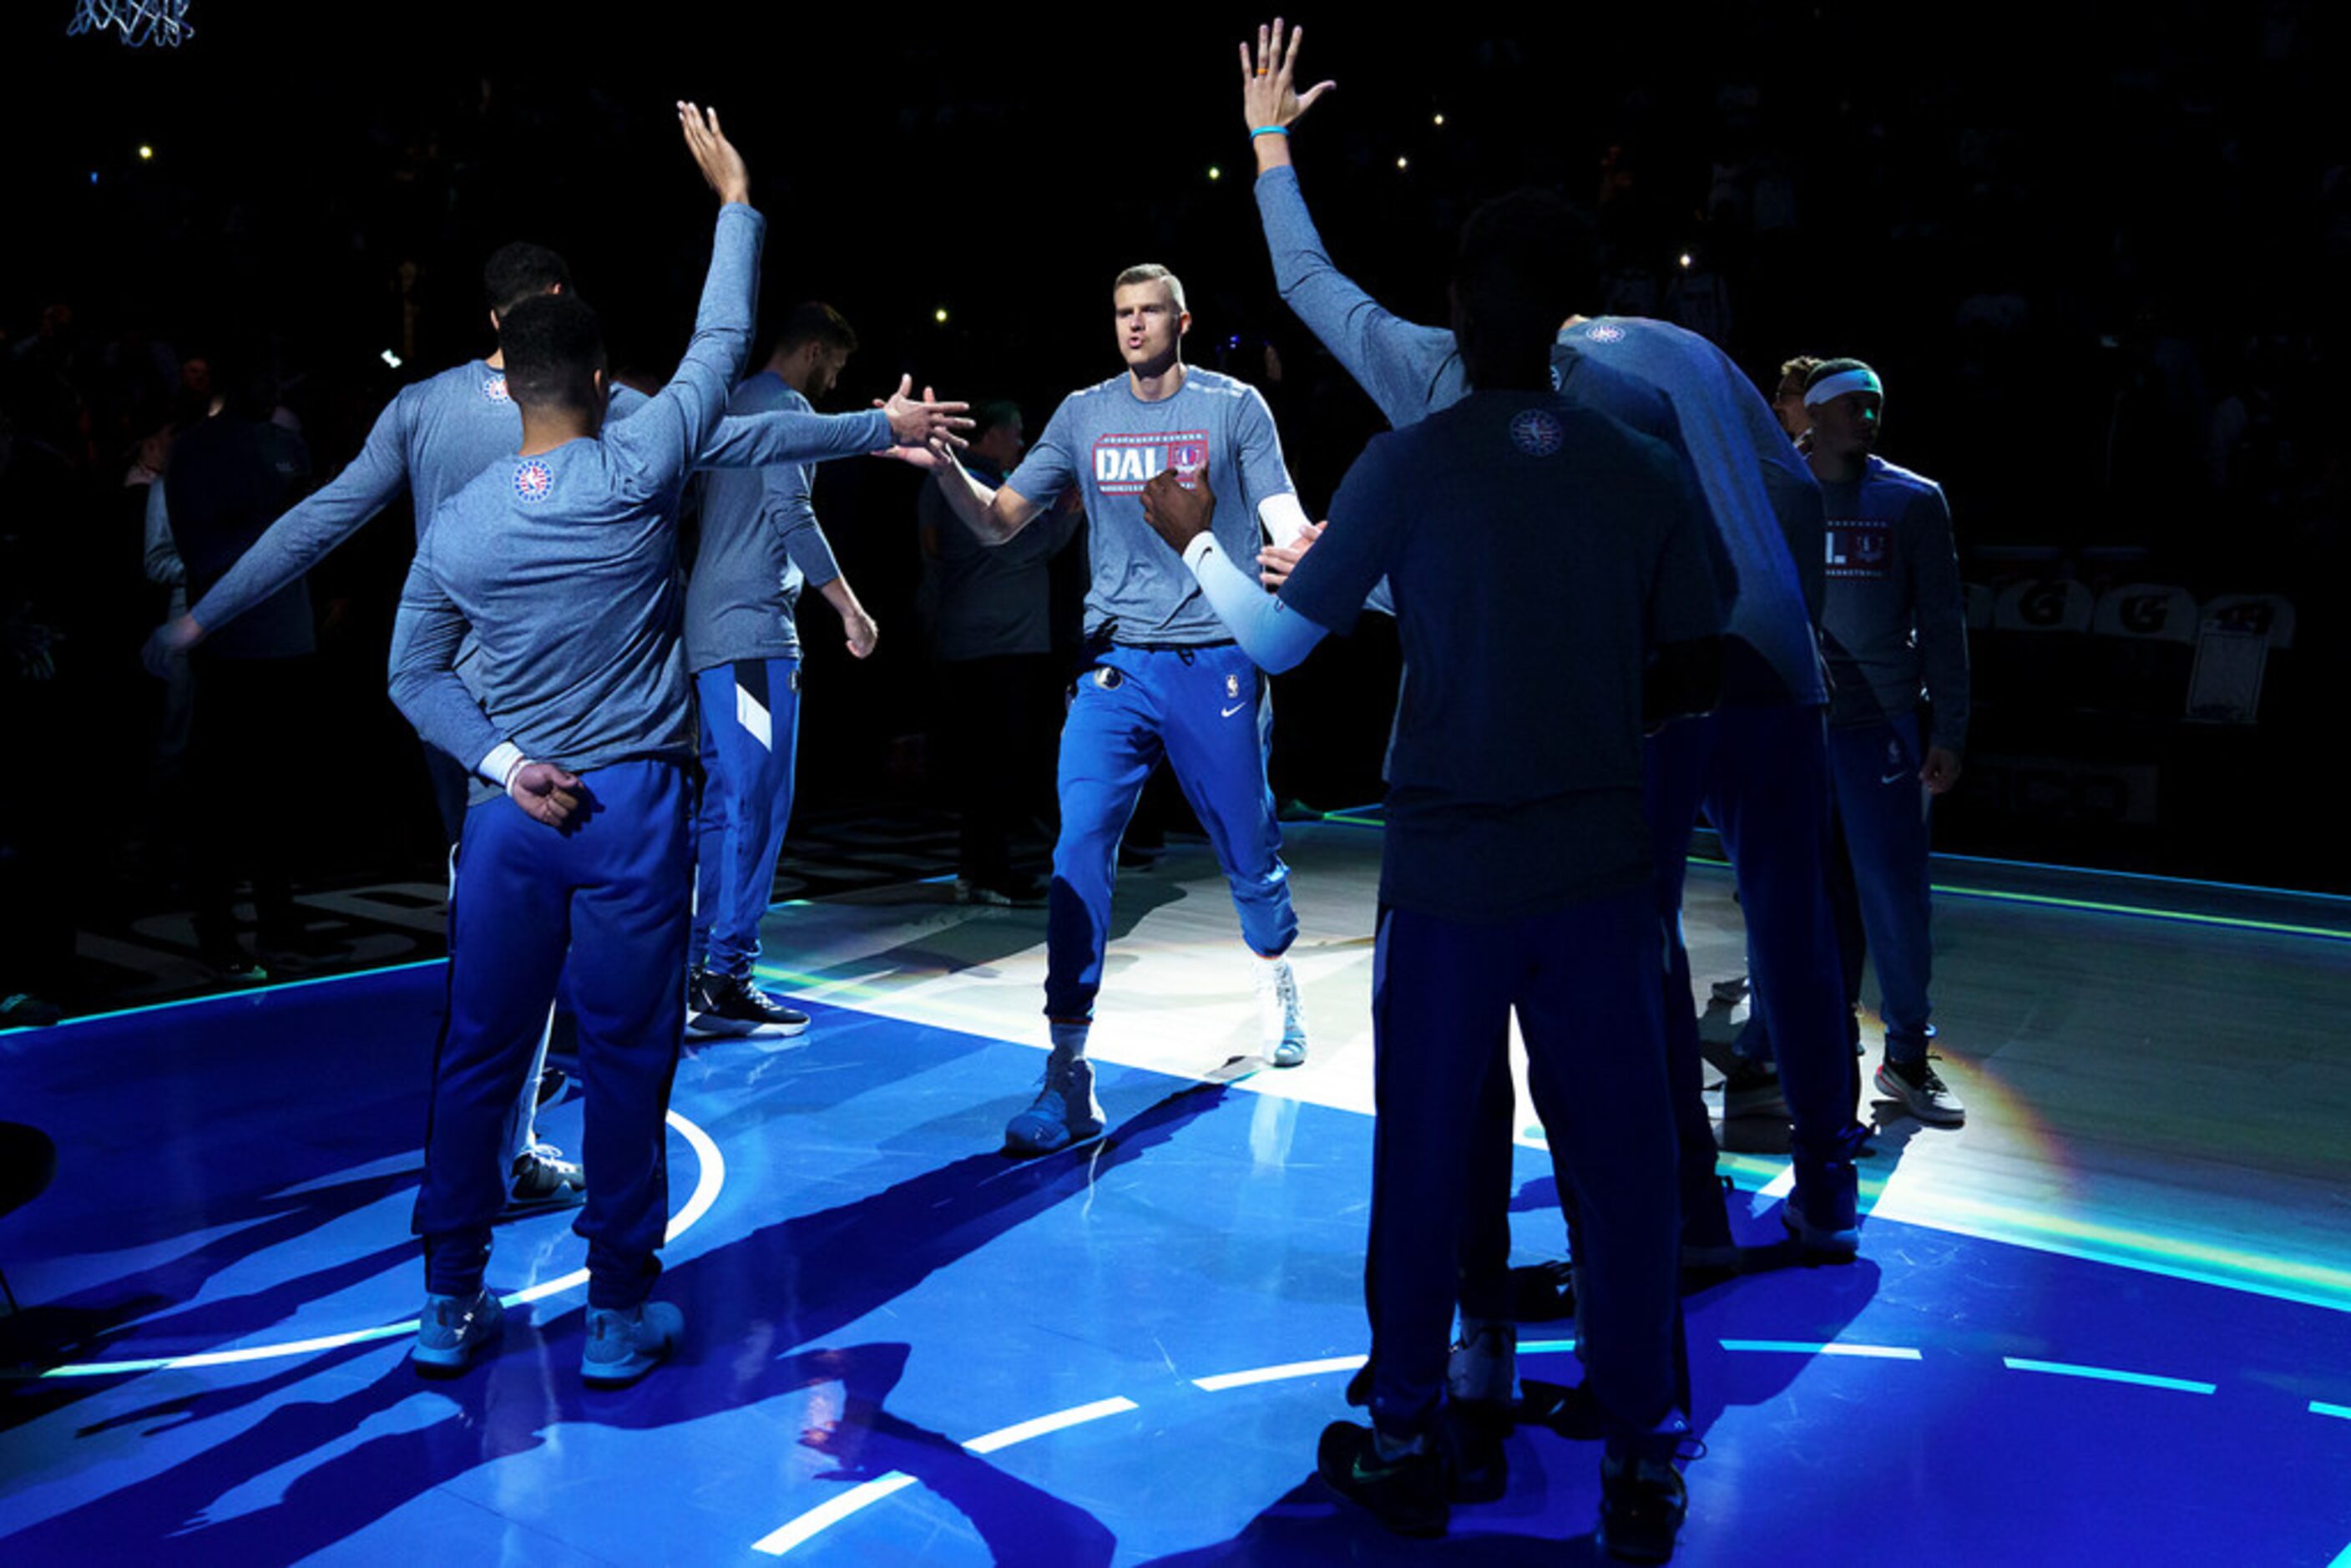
[1584,324,1625,343]
[513,460,554,503]
[483,374,512,403]
[1091,431,1211,494]
[1509,409,1566,457]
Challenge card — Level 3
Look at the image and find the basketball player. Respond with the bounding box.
[1140,186,1716,1562]
[927,261,1316,1156]
[1238,19,1868,1267]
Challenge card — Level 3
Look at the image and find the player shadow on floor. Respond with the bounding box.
[796,1342,1119,1567]
[1133,1470,1624,1565]
[0,1076,1239,1559]
[650,1071,1238,1359]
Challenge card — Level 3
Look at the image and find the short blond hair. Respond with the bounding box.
[1114,263,1187,315]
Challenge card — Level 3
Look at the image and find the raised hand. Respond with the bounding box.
[677,100,751,206]
[1240,18,1335,137]
[508,760,584,829]
[879,377,973,450]
[1140,458,1216,554]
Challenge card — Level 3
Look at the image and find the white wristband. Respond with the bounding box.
[1257,492,1313,548]
[480,741,526,791]
[1182,533,1221,573]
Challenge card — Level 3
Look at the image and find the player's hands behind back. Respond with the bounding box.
[508,761,584,830]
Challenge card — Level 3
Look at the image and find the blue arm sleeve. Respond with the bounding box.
[603,204,768,496]
[387,541,502,772]
[188,393,412,630]
[1254,165,1458,429]
[695,407,892,470]
[1184,536,1327,675]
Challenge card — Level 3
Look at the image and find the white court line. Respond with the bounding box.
[7,1108,724,1380]
[751,1397,1140,1556]
[1720,1340,1924,1360]
[963,1396,1139,1454]
[751,1474,921,1555]
[1191,1355,1366,1393]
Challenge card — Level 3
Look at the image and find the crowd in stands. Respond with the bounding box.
[2,3,2340,1022]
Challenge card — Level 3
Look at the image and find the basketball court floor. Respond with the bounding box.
[4,820,2348,1564]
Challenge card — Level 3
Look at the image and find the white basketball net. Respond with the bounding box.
[67,0,194,47]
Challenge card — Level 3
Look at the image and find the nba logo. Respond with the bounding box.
[1170,439,1206,486]
[513,460,553,503]
[1226,673,1240,699]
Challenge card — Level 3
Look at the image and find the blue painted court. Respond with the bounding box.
[4,847,2350,1564]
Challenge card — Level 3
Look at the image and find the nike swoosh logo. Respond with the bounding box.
[1221,703,1247,718]
[1880,770,1910,786]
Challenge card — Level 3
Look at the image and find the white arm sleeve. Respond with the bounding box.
[1183,534,1327,675]
[1256,491,1314,549]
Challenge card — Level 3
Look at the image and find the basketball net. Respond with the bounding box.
[67,0,194,47]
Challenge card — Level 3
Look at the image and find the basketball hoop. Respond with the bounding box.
[67,0,194,47]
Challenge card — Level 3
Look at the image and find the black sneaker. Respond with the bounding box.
[1316,1420,1449,1538]
[686,970,809,1038]
[1722,1056,1786,1118]
[1598,1444,1688,1564]
[955,875,1046,907]
[1510,1257,1577,1323]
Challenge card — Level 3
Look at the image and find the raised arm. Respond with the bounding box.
[603,103,766,493]
[1242,20,1455,428]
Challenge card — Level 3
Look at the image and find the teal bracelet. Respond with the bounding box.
[1251,125,1289,139]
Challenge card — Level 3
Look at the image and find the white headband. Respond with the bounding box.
[1804,367,1883,407]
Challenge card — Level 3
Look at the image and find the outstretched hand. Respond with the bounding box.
[1256,518,1325,589]
[878,377,973,451]
[1140,458,1216,554]
[508,761,584,830]
[677,101,751,206]
[1241,18,1335,138]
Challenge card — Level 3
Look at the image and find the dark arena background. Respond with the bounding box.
[3,3,2347,1564]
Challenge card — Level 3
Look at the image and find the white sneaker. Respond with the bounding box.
[1256,956,1308,1067]
[1874,1059,1966,1125]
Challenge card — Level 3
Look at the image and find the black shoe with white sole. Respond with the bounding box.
[687,969,810,1038]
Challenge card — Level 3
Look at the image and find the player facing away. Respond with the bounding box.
[141,230,947,1214]
[1140,189,1720,1563]
[1238,18,1868,1262]
[928,262,1318,1156]
[1802,357,1969,1125]
[387,105,961,1384]
[685,302,886,1039]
